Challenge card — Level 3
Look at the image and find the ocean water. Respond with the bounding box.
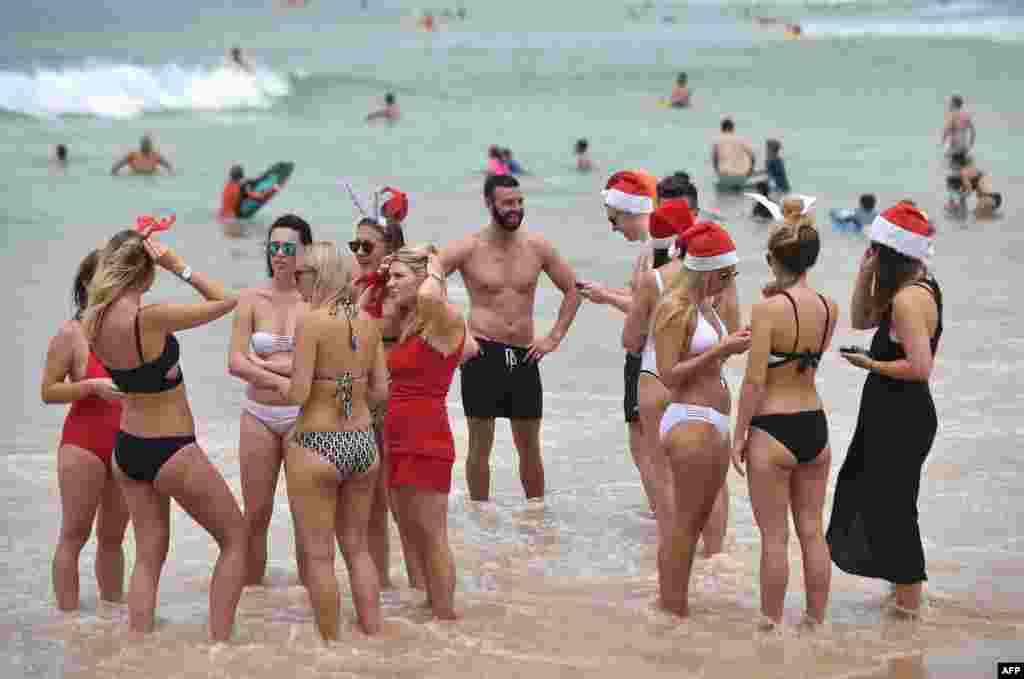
[2,1,1022,677]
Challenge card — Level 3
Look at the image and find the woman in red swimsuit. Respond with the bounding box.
[40,245,131,610]
[384,246,477,619]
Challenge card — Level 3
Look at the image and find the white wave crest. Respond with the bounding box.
[0,62,293,118]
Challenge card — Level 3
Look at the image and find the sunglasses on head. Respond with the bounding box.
[268,241,297,257]
[349,239,376,255]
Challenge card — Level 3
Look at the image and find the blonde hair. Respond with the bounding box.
[653,266,714,341]
[781,198,815,229]
[304,241,355,313]
[81,230,154,340]
[390,244,439,340]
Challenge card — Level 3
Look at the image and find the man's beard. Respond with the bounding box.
[491,204,524,231]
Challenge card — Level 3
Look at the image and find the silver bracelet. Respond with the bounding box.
[178,265,193,282]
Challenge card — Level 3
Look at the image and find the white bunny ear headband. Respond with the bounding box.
[744,193,816,221]
[340,178,387,226]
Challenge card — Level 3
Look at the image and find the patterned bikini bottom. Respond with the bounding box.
[293,428,378,479]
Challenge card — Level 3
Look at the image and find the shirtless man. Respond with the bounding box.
[439,174,581,501]
[942,94,976,161]
[111,135,174,175]
[711,118,755,192]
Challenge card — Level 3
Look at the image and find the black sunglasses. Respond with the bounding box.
[268,241,297,257]
[349,239,376,255]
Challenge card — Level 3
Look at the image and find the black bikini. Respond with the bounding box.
[102,310,195,483]
[750,291,831,464]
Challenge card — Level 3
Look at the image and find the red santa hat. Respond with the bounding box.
[681,221,739,271]
[379,186,409,223]
[868,202,934,262]
[601,171,654,215]
[649,198,694,249]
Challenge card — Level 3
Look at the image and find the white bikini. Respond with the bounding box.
[243,331,300,435]
[639,270,665,378]
[658,306,731,440]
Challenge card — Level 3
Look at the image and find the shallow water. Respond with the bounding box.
[3,1,1023,677]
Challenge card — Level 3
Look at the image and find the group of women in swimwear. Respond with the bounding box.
[42,182,942,641]
[43,184,483,640]
[618,192,941,627]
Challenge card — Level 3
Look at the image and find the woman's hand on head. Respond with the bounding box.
[143,237,186,273]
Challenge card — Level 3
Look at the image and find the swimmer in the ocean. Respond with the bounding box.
[669,72,691,108]
[54,144,68,168]
[219,165,280,219]
[575,139,593,172]
[229,46,252,73]
[111,135,174,176]
[366,93,400,123]
[418,11,436,32]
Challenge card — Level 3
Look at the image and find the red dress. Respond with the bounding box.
[385,332,464,494]
[59,351,123,468]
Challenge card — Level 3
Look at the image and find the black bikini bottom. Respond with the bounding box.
[114,431,196,482]
[750,410,828,464]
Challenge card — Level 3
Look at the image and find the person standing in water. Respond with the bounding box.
[219,165,280,219]
[829,203,942,619]
[941,94,975,161]
[41,246,131,612]
[440,174,581,501]
[227,215,313,586]
[111,135,174,176]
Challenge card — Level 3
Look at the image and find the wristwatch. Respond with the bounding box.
[179,265,193,282]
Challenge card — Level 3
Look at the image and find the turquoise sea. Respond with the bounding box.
[2,1,1022,677]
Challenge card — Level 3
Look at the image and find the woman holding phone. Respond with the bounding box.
[828,202,942,618]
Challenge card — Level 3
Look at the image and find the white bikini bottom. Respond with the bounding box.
[243,398,301,436]
[659,403,730,441]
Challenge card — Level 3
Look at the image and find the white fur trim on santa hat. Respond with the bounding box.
[683,250,739,271]
[869,215,934,262]
[602,188,654,215]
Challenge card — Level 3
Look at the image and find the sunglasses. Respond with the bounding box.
[293,267,315,285]
[268,241,297,257]
[719,269,739,282]
[349,239,376,255]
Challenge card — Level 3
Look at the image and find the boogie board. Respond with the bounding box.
[237,161,294,219]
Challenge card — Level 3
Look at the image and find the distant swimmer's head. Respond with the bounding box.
[676,72,687,86]
[484,174,524,232]
[385,92,396,106]
[488,145,502,160]
[575,138,589,154]
[266,213,314,279]
[766,138,782,159]
[229,164,244,181]
[950,94,964,110]
[721,117,735,133]
[859,194,877,211]
[56,144,68,163]
[140,135,153,154]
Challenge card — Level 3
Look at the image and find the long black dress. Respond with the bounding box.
[827,278,943,585]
